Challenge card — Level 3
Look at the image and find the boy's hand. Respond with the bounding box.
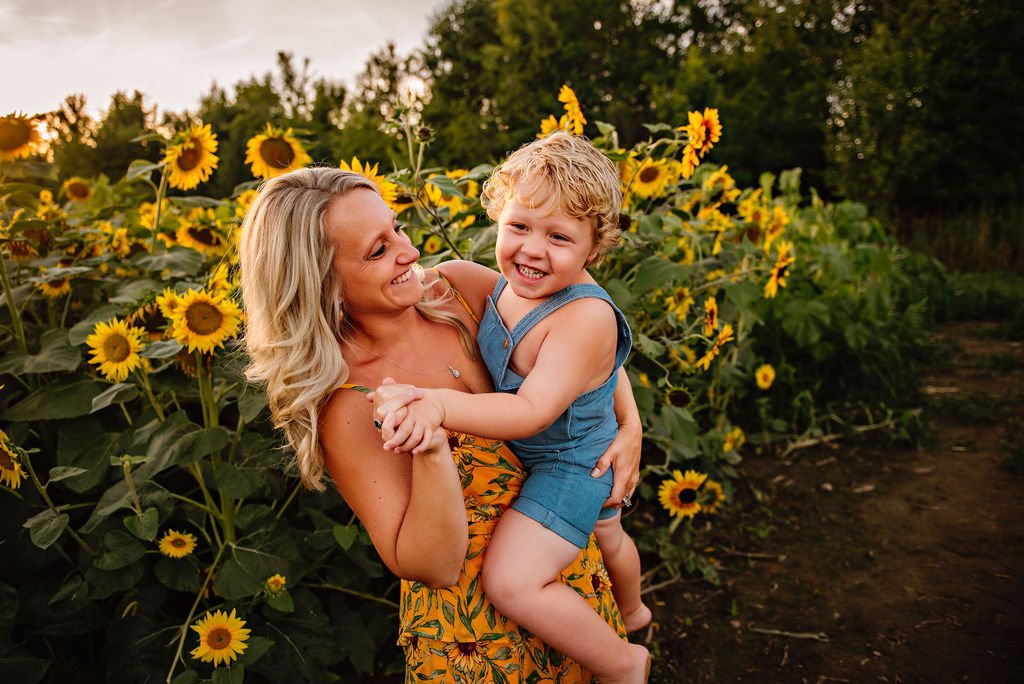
[381,395,445,454]
[369,377,424,419]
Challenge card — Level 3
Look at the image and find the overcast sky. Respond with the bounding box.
[1,0,446,117]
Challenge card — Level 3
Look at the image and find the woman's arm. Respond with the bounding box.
[320,388,467,588]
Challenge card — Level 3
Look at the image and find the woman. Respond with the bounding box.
[239,167,642,682]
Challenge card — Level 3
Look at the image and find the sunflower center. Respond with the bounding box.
[0,450,13,469]
[0,120,32,150]
[206,627,232,649]
[639,166,661,183]
[176,144,202,172]
[679,487,697,504]
[188,226,220,246]
[185,301,224,336]
[102,334,131,363]
[170,537,187,548]
[260,138,295,169]
[67,181,90,199]
[457,642,477,655]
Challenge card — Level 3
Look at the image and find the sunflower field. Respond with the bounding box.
[0,86,943,682]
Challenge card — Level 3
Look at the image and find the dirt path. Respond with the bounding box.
[650,321,1024,683]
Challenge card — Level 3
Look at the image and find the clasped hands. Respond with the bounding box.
[368,378,446,454]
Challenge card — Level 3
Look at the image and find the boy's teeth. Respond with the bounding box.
[517,265,545,278]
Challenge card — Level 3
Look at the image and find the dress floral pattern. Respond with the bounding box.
[398,431,626,683]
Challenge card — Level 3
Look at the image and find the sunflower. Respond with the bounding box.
[158,529,197,558]
[629,157,671,199]
[723,426,745,453]
[233,188,258,218]
[62,177,93,202]
[703,297,718,337]
[390,192,416,214]
[168,289,242,354]
[696,323,735,371]
[763,206,789,252]
[589,565,613,594]
[176,222,226,256]
[128,302,169,341]
[339,157,398,206]
[164,123,219,191]
[206,262,235,296]
[756,363,776,390]
[663,286,694,320]
[680,143,701,179]
[701,479,727,515]
[537,113,567,138]
[417,233,443,255]
[682,107,722,158]
[265,574,286,594]
[764,241,796,299]
[0,113,41,162]
[245,123,311,179]
[445,640,487,674]
[156,287,182,319]
[190,608,251,667]
[36,272,71,299]
[1,430,25,490]
[658,469,707,519]
[85,318,146,382]
[558,84,587,135]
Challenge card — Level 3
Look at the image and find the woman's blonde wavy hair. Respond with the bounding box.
[239,167,472,491]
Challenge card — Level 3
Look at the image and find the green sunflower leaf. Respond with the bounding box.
[155,557,201,593]
[333,524,358,551]
[123,507,160,541]
[3,376,106,421]
[23,509,69,550]
[94,530,147,570]
[0,329,81,375]
[140,340,184,359]
[47,466,88,483]
[265,589,294,613]
[91,382,139,413]
[211,664,244,684]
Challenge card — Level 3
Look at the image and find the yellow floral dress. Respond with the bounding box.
[398,430,626,683]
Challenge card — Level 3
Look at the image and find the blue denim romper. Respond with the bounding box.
[478,276,633,548]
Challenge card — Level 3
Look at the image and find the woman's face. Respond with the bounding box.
[324,188,422,317]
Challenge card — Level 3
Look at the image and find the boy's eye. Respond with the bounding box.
[551,234,569,242]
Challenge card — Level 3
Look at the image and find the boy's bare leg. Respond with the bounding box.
[595,513,652,633]
[482,510,650,684]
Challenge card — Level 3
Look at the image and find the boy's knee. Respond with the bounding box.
[481,560,520,610]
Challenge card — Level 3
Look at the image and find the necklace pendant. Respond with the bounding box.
[448,366,461,379]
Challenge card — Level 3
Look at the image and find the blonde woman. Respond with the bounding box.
[239,167,642,681]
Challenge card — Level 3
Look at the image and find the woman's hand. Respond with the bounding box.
[368,377,424,418]
[593,418,642,510]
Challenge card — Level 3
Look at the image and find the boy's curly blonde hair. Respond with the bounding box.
[481,131,623,264]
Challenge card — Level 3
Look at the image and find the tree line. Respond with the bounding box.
[43,0,1023,267]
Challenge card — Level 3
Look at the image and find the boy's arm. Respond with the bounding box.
[593,367,643,507]
[381,298,617,449]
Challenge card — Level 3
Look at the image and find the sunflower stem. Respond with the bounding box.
[165,542,225,684]
[136,370,165,421]
[118,402,133,427]
[0,255,27,355]
[122,457,144,515]
[22,453,97,556]
[149,167,169,256]
[316,582,399,608]
[274,482,303,521]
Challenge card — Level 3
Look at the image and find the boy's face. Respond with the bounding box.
[494,190,597,301]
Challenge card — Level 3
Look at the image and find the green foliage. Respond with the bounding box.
[1,72,951,681]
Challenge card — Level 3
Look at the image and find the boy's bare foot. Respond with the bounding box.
[600,643,650,684]
[621,603,653,633]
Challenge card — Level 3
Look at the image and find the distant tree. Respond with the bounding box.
[46,94,97,180]
[828,0,1024,218]
[420,0,672,166]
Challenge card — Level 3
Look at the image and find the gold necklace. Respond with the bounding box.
[345,325,462,379]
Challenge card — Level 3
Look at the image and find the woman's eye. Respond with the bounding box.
[394,223,406,233]
[370,244,386,258]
